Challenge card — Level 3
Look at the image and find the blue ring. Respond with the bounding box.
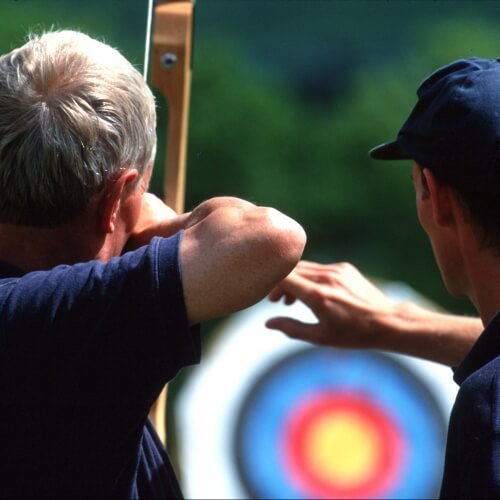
[233,347,446,499]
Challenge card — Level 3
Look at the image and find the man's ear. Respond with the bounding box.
[99,169,139,234]
[422,168,456,227]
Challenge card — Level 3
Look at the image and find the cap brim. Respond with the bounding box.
[369,140,411,160]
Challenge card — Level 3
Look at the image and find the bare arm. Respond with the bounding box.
[126,194,306,325]
[180,197,306,324]
[124,193,190,250]
[266,261,481,367]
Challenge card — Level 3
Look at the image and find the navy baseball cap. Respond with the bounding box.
[369,57,500,180]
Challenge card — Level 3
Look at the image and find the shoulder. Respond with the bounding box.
[441,358,500,498]
[0,235,184,329]
[453,356,500,434]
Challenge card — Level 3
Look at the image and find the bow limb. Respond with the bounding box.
[152,0,193,213]
[147,0,194,445]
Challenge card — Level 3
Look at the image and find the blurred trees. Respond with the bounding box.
[155,16,499,315]
[0,1,147,71]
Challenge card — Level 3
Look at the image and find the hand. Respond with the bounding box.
[125,193,190,251]
[266,261,398,348]
[266,260,482,366]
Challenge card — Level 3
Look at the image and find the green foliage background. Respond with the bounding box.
[176,2,500,316]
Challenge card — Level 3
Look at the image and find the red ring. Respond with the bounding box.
[280,392,406,498]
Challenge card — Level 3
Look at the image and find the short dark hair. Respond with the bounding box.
[436,160,500,250]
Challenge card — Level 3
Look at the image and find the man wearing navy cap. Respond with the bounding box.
[268,57,500,498]
[370,57,500,498]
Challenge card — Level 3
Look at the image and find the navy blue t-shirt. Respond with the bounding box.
[440,313,500,499]
[0,233,200,498]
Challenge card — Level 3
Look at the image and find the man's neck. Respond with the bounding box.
[0,221,106,272]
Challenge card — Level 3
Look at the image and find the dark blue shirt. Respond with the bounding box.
[0,233,200,498]
[440,313,500,499]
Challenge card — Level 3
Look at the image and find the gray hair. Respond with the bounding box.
[0,30,157,226]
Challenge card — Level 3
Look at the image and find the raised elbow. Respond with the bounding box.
[262,207,307,275]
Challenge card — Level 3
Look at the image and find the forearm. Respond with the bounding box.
[376,301,482,366]
[125,193,191,251]
[127,212,190,249]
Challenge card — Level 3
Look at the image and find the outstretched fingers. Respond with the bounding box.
[265,260,399,350]
[268,271,329,309]
[265,316,323,344]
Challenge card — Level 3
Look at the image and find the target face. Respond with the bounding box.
[233,347,446,499]
[175,299,457,500]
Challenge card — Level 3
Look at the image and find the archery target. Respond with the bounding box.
[175,288,458,499]
[234,348,445,499]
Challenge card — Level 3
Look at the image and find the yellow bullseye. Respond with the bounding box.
[303,410,381,488]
